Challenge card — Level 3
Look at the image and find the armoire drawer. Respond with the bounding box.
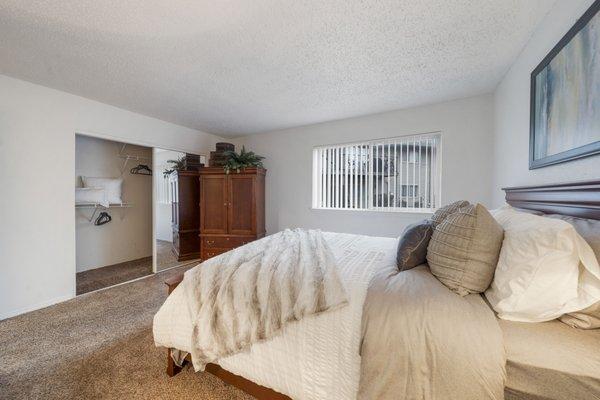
[202,235,254,249]
[202,248,230,260]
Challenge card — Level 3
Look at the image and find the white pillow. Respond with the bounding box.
[485,207,600,323]
[75,187,108,207]
[81,177,123,204]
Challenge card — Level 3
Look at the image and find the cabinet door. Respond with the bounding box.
[177,173,200,232]
[200,175,228,234]
[228,175,256,235]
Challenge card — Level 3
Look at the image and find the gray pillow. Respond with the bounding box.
[397,220,434,271]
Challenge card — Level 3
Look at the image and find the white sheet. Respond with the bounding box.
[153,232,396,400]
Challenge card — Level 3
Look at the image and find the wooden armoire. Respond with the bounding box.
[199,167,266,260]
[169,170,201,261]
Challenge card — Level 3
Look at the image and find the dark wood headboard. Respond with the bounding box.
[503,179,600,220]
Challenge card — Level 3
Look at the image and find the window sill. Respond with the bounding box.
[310,207,435,214]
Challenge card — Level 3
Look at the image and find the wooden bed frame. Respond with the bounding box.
[503,179,600,219]
[164,179,600,400]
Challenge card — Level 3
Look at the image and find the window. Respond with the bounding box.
[312,133,441,212]
[406,149,420,163]
[401,184,418,197]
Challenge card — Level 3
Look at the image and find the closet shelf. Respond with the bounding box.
[75,203,133,222]
[75,203,133,208]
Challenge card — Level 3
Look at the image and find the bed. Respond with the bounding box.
[501,318,600,399]
[154,179,600,400]
[500,180,600,400]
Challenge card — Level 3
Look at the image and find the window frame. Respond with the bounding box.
[311,132,442,213]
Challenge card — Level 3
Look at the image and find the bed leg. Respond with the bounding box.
[166,349,182,377]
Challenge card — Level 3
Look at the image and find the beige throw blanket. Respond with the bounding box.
[182,228,348,370]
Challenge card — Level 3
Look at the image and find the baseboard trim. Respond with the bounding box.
[0,262,197,321]
[0,294,74,321]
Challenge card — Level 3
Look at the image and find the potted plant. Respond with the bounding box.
[222,146,265,174]
[163,157,187,177]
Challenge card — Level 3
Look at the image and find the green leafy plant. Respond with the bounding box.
[163,157,187,178]
[223,146,265,174]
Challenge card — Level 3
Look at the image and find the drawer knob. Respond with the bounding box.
[206,240,215,245]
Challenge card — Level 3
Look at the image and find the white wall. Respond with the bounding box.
[492,0,599,206]
[236,94,494,237]
[153,149,186,242]
[0,74,224,319]
[75,136,152,272]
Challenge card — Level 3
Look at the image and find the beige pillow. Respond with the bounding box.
[427,203,504,296]
[430,200,470,226]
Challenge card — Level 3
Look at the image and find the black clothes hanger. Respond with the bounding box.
[130,164,152,175]
[95,211,112,226]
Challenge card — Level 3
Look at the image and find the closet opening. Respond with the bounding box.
[75,134,154,295]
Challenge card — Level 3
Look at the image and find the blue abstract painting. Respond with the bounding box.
[531,3,600,168]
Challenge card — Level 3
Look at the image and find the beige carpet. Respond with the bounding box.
[0,266,252,400]
[156,240,200,272]
[76,257,153,295]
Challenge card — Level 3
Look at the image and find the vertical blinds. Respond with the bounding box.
[312,133,441,211]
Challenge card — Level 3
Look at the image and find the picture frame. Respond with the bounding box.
[529,0,600,169]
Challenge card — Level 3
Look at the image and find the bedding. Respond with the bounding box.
[501,318,600,400]
[427,203,504,295]
[548,214,600,329]
[182,229,348,370]
[154,232,391,399]
[359,264,505,400]
[154,231,506,399]
[561,301,600,329]
[396,220,434,271]
[546,213,600,264]
[430,200,469,225]
[486,207,600,322]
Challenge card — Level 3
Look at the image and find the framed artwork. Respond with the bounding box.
[530,0,600,169]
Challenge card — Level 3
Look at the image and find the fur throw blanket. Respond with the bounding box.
[182,228,348,370]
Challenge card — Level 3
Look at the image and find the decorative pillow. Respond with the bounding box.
[397,220,434,271]
[544,214,600,329]
[82,177,123,204]
[430,200,470,226]
[485,208,600,323]
[427,203,504,296]
[75,187,108,207]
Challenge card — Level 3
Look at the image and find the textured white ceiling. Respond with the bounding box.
[0,1,555,136]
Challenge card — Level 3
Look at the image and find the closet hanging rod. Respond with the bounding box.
[118,144,149,159]
[118,154,150,161]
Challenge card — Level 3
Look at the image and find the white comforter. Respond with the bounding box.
[153,232,395,400]
[184,229,348,370]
